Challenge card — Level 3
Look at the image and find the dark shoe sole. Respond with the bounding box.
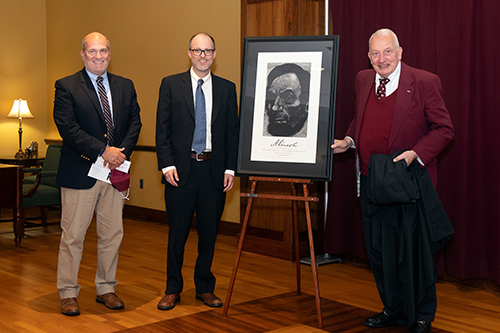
[364,318,406,328]
[157,295,180,310]
[408,321,432,333]
[61,310,80,316]
[195,294,223,308]
[95,298,125,310]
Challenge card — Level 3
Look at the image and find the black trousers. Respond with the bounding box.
[360,174,437,323]
[164,159,226,294]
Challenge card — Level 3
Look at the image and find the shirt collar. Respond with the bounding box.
[86,69,108,83]
[190,67,211,83]
[375,61,401,84]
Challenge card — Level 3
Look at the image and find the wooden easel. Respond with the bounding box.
[222,176,323,328]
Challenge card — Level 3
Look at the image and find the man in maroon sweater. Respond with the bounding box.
[331,29,454,333]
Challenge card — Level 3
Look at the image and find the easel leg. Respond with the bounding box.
[292,184,301,295]
[224,178,322,328]
[222,180,257,316]
[303,184,323,328]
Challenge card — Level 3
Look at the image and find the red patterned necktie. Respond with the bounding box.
[97,76,114,145]
[376,78,390,99]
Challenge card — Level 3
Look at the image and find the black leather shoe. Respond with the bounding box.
[364,310,406,328]
[408,320,432,333]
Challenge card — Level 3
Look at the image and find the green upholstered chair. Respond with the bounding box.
[23,144,62,226]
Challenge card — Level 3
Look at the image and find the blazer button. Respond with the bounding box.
[104,134,107,138]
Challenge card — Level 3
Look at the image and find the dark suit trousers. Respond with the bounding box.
[164,159,226,295]
[360,175,437,323]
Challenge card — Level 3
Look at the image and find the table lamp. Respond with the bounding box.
[7,98,34,159]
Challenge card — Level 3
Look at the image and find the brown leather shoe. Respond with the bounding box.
[61,297,80,316]
[95,293,124,309]
[157,293,181,310]
[195,293,223,308]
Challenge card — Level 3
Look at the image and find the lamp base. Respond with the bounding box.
[14,150,26,159]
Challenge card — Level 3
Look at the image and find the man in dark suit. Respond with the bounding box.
[53,32,141,316]
[331,29,454,333]
[155,32,238,311]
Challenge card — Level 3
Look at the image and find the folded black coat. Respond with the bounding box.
[366,150,454,325]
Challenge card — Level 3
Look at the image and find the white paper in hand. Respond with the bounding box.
[88,156,131,184]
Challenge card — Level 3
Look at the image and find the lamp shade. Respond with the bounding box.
[7,98,34,119]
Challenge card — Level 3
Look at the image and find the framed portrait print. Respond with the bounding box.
[237,35,339,181]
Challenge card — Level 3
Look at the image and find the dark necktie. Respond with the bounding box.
[192,79,206,154]
[97,76,114,146]
[376,78,390,99]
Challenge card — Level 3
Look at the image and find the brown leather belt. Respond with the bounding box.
[191,152,212,161]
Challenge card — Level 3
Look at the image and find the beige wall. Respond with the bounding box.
[2,0,241,223]
[0,0,48,156]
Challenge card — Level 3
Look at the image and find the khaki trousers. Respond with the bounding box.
[57,181,125,299]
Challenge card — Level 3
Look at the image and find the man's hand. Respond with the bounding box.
[330,137,353,154]
[393,150,418,166]
[223,174,235,192]
[164,169,179,187]
[102,147,126,169]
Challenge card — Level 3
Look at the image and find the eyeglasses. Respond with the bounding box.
[190,49,215,56]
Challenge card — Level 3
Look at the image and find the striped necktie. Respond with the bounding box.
[97,76,114,145]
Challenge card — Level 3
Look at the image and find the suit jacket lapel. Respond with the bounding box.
[79,69,106,124]
[108,73,121,134]
[211,75,221,125]
[356,73,374,144]
[388,62,414,149]
[180,71,195,120]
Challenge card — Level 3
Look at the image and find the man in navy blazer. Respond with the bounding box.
[331,29,453,333]
[155,32,238,311]
[53,32,141,316]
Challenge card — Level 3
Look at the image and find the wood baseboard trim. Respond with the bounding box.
[45,139,157,152]
[123,205,322,260]
[123,204,167,224]
[123,204,241,238]
[238,234,292,260]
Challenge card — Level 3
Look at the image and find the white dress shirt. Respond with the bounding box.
[190,68,213,152]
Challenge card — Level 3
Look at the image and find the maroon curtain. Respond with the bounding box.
[325,0,500,284]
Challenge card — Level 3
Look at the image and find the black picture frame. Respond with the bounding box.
[237,35,339,181]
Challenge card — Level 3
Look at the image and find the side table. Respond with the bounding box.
[0,156,45,247]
